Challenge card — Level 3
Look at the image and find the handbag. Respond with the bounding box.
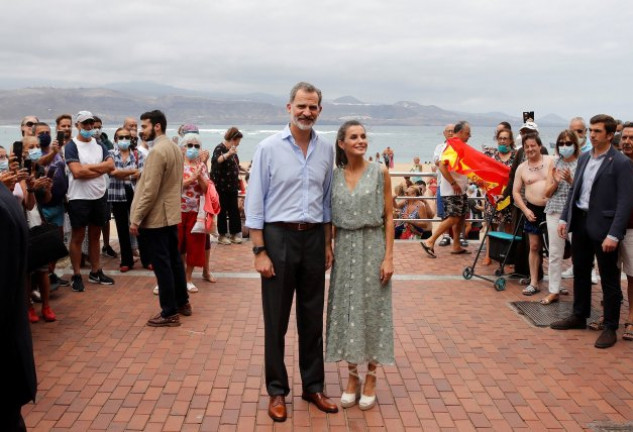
[28,219,68,272]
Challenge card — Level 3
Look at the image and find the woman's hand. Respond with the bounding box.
[380,259,393,285]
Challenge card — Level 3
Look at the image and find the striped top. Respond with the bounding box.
[544,157,577,215]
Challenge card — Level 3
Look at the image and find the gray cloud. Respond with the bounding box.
[2,0,632,120]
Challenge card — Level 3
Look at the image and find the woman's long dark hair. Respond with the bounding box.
[335,120,365,167]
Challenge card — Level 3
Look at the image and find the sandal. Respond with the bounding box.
[539,294,559,305]
[341,365,362,408]
[359,368,377,411]
[522,285,541,296]
[420,242,436,259]
[588,316,604,331]
[623,323,633,341]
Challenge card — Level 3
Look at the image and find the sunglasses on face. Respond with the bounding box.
[23,121,36,127]
[558,141,574,146]
[573,129,585,134]
[116,135,132,140]
[186,143,201,149]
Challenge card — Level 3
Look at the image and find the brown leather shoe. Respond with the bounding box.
[147,313,181,327]
[178,302,192,316]
[268,395,286,422]
[301,392,339,413]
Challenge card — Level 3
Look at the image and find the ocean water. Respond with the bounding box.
[0,124,566,164]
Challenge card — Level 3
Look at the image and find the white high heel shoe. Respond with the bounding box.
[340,365,362,408]
[359,369,377,411]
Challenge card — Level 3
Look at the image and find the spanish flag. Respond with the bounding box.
[441,137,510,204]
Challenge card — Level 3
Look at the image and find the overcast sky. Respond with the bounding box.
[2,0,631,120]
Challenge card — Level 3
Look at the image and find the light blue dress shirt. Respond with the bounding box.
[576,151,606,211]
[245,124,334,230]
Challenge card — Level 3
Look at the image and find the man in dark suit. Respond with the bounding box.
[0,182,37,430]
[551,114,633,348]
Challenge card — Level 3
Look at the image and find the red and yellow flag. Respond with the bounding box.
[441,137,510,204]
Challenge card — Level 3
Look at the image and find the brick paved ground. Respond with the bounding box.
[23,239,633,431]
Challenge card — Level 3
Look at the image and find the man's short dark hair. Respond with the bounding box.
[454,121,469,134]
[289,82,322,105]
[93,115,102,123]
[140,110,167,134]
[34,122,49,129]
[56,114,72,125]
[498,121,512,131]
[622,121,633,131]
[590,114,617,135]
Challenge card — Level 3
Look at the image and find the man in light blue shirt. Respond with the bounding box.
[245,82,337,422]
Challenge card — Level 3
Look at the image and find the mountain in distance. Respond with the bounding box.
[0,83,567,126]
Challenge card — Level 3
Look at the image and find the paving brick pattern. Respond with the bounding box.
[23,239,633,431]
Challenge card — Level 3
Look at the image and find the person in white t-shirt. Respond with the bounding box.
[64,111,115,292]
[422,121,472,258]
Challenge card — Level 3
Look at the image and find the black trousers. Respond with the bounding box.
[217,190,241,236]
[261,224,326,396]
[111,201,134,267]
[139,225,188,317]
[0,402,26,431]
[571,208,623,330]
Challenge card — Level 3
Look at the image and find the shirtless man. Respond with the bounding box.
[513,133,553,296]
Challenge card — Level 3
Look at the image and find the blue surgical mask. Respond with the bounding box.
[38,133,51,148]
[186,147,200,160]
[558,146,575,158]
[79,128,93,139]
[497,144,509,154]
[0,160,8,171]
[28,148,42,161]
[117,140,131,150]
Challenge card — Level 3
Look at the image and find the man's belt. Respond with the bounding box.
[271,222,322,231]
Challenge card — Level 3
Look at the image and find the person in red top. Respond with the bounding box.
[179,133,209,293]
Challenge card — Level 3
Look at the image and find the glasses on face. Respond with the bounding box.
[558,141,574,146]
[498,136,510,141]
[573,129,585,134]
[445,129,454,133]
[116,135,132,140]
[186,143,201,149]
[23,121,36,127]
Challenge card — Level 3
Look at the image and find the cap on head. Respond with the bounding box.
[180,123,199,135]
[520,121,538,132]
[76,110,94,123]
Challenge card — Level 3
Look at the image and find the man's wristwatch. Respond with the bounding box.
[252,246,266,255]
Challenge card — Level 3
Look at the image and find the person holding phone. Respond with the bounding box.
[33,122,70,288]
[211,127,245,245]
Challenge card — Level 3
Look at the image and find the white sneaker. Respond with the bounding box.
[153,285,159,295]
[187,282,199,293]
[230,234,242,244]
[591,269,599,285]
[218,235,232,245]
[561,266,574,279]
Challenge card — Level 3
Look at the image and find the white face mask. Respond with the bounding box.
[558,146,575,158]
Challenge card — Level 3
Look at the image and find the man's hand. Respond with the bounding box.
[129,223,139,236]
[0,171,17,189]
[325,245,334,270]
[602,237,618,253]
[558,223,568,239]
[255,253,275,278]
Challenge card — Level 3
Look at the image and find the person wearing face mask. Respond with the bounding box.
[178,133,210,293]
[107,128,144,272]
[64,111,116,293]
[33,122,70,289]
[0,146,9,172]
[481,128,518,264]
[541,130,580,305]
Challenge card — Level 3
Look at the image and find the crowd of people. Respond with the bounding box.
[4,80,633,427]
[0,112,249,327]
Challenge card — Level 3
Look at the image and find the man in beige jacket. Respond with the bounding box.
[130,110,190,327]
